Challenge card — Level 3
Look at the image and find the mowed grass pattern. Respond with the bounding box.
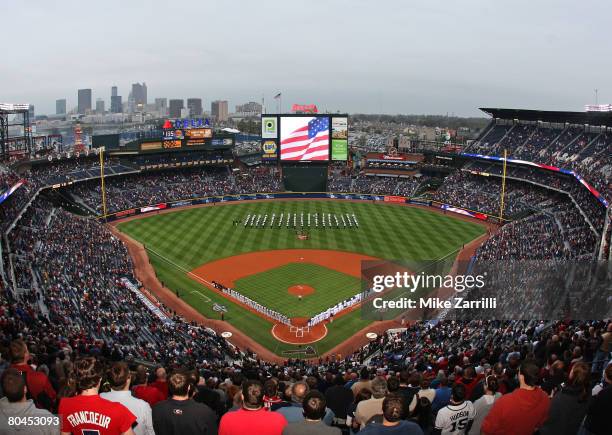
[234,263,361,318]
[117,201,485,356]
[118,201,484,268]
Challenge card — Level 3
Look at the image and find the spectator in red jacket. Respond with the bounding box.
[132,365,165,407]
[8,339,56,409]
[455,367,479,401]
[481,361,550,435]
[219,379,287,435]
[150,367,169,398]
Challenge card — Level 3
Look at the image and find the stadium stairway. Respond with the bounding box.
[30,270,49,317]
[577,133,603,160]
[468,120,497,150]
[599,210,611,260]
[551,213,572,251]
[541,125,569,155]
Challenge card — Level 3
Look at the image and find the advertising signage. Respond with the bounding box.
[166,118,210,129]
[163,140,182,149]
[291,104,318,113]
[261,116,278,138]
[211,138,233,146]
[185,128,212,139]
[140,141,163,151]
[261,139,278,161]
[331,117,348,161]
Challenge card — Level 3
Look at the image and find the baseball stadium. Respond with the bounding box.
[1,2,611,433]
[1,105,611,434]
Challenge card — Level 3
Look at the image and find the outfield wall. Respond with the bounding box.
[100,192,507,223]
[282,166,328,192]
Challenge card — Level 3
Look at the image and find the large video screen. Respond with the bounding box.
[280,116,329,161]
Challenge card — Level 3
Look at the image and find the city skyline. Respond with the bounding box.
[36,84,268,117]
[39,84,267,117]
[1,0,610,116]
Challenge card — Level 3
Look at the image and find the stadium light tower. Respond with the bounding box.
[99,146,107,219]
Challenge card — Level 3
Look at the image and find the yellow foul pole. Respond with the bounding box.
[99,147,107,219]
[499,149,507,221]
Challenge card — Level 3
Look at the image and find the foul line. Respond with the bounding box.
[146,247,212,303]
[189,290,212,303]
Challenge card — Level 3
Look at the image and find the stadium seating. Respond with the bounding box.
[467,122,612,205]
[0,157,610,435]
[4,196,244,367]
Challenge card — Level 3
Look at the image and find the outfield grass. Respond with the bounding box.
[117,200,485,356]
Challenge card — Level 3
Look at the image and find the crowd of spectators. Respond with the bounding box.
[513,127,558,161]
[0,165,21,193]
[3,196,245,371]
[477,213,583,261]
[489,124,533,157]
[0,180,40,232]
[327,173,424,197]
[474,161,606,233]
[1,317,609,434]
[65,167,281,214]
[429,172,550,218]
[63,168,427,216]
[466,123,611,204]
[327,174,353,192]
[429,168,600,260]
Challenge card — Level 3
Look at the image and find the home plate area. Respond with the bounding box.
[271,317,328,344]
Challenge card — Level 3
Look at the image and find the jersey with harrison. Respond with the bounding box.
[434,401,475,435]
[59,394,137,435]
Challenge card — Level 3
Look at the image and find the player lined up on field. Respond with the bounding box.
[241,212,359,229]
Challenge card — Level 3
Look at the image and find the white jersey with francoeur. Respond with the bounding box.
[434,401,475,435]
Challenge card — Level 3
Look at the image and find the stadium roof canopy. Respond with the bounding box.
[480,107,612,127]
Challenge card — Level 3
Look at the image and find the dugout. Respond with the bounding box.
[281,163,328,192]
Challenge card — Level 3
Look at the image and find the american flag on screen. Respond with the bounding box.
[280,117,329,161]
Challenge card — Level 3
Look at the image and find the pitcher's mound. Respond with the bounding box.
[287,284,315,297]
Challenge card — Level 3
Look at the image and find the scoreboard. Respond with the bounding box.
[139,126,234,153]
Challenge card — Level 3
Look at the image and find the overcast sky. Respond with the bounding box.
[2,0,610,116]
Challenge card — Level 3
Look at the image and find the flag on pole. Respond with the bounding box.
[274,92,282,99]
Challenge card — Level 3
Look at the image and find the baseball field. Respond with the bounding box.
[116,200,486,357]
